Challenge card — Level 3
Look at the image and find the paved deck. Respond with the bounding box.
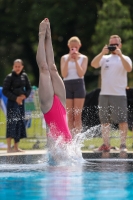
[0,150,133,164]
[0,150,46,156]
[0,150,47,164]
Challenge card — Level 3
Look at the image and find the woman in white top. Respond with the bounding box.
[60,36,88,135]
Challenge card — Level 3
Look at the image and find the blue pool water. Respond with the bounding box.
[0,160,133,200]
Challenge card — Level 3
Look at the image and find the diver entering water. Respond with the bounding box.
[36,18,72,142]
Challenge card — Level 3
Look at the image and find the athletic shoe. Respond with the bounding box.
[93,144,110,153]
[120,144,127,153]
[110,146,119,151]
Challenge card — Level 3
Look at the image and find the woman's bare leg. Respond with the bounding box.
[36,19,54,113]
[66,98,85,135]
[66,99,75,131]
[73,98,85,133]
[7,138,12,153]
[45,20,66,108]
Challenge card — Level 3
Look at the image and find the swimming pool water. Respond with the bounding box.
[0,160,133,200]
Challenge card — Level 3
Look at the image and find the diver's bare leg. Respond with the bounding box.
[36,19,54,113]
[45,20,66,108]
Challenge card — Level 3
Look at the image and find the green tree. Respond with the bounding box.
[0,0,102,89]
[121,0,133,87]
[91,0,133,87]
[91,0,133,56]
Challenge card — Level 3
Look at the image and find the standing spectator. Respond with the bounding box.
[60,37,88,135]
[91,35,132,152]
[2,59,31,153]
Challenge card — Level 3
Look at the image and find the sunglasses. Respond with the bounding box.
[109,44,119,46]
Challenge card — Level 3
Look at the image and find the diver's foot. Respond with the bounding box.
[46,19,51,38]
[39,18,48,36]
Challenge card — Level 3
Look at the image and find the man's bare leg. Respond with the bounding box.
[119,122,128,145]
[101,123,110,146]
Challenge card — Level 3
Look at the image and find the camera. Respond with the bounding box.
[108,46,116,52]
[70,48,77,53]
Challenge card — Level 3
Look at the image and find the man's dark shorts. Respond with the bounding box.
[99,95,127,124]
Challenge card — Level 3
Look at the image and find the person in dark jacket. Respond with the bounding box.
[2,59,31,153]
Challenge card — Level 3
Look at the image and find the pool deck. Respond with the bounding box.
[0,149,133,164]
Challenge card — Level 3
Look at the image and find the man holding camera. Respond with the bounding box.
[91,35,132,152]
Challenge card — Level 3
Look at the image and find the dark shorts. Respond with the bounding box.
[99,95,128,124]
[64,79,86,99]
[128,110,133,131]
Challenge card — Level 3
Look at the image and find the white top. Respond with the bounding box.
[99,54,132,96]
[63,54,85,80]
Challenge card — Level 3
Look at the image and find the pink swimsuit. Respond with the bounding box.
[44,95,72,142]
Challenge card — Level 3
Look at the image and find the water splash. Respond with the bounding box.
[46,125,101,166]
[46,136,83,166]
